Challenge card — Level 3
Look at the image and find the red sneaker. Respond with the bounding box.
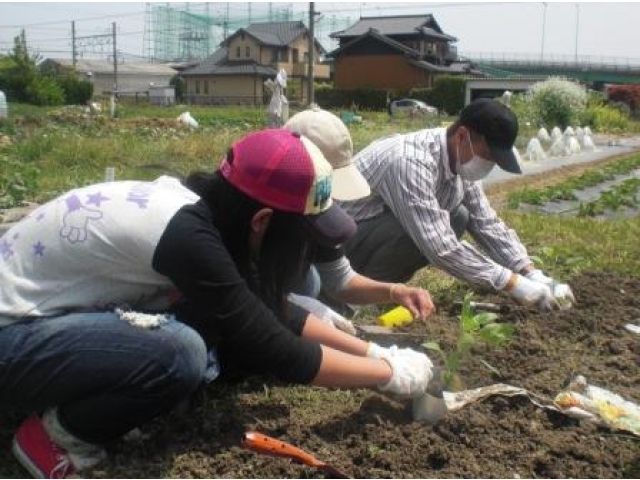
[12,415,75,479]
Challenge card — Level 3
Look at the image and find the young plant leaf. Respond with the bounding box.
[422,341,443,353]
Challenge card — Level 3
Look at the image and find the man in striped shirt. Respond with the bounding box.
[341,99,575,311]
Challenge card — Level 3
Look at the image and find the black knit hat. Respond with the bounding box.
[459,98,522,174]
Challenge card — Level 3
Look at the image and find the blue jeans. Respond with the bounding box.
[0,312,207,444]
[293,265,322,298]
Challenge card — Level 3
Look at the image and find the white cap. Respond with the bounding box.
[284,106,371,201]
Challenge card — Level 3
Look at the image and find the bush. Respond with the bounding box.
[25,76,64,106]
[58,75,93,105]
[580,104,629,133]
[607,84,640,117]
[527,77,587,129]
[0,155,40,208]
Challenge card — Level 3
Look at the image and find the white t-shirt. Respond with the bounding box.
[0,176,199,323]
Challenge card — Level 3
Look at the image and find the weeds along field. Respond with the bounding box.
[0,104,438,208]
[0,105,639,478]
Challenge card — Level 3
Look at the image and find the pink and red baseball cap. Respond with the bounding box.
[220,129,356,247]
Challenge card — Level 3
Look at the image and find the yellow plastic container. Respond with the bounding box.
[378,306,413,328]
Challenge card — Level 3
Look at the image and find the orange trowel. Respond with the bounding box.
[242,431,350,478]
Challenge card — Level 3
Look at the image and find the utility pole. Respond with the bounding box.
[307,2,316,106]
[223,3,229,40]
[540,2,547,62]
[112,22,118,93]
[574,3,580,64]
[20,29,27,52]
[71,21,77,67]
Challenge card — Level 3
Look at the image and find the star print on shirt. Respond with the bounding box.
[86,191,110,207]
[65,195,83,212]
[0,238,14,260]
[33,241,45,257]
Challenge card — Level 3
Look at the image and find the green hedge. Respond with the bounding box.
[411,76,467,115]
[314,75,467,114]
[58,75,93,105]
[315,87,389,110]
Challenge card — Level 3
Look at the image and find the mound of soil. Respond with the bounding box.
[2,271,633,479]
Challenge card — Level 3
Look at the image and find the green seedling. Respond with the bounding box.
[422,293,514,388]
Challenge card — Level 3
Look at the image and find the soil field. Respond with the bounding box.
[1,272,636,479]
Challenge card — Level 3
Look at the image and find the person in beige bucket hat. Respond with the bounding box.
[285,105,370,201]
[284,106,434,330]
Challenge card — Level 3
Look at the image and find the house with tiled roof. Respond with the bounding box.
[181,21,329,105]
[328,14,479,91]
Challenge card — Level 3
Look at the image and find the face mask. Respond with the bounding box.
[455,134,496,182]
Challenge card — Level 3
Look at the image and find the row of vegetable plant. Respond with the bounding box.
[507,155,640,208]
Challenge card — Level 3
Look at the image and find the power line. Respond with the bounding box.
[0,10,145,29]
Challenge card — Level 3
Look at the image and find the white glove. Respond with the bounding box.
[287,293,356,335]
[525,269,576,309]
[508,274,559,311]
[375,346,434,398]
[366,342,389,359]
[525,268,553,285]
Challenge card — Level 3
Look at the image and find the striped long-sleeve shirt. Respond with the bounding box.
[340,128,531,291]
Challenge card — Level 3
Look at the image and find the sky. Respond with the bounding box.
[1,1,640,64]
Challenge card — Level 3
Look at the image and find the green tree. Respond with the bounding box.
[0,32,38,102]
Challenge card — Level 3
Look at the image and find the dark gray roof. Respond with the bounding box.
[182,48,276,77]
[331,14,450,39]
[222,20,325,53]
[420,27,457,42]
[327,29,418,59]
[181,48,229,74]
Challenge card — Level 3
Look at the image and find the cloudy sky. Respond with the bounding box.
[1,1,639,64]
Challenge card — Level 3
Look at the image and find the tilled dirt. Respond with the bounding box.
[2,271,633,479]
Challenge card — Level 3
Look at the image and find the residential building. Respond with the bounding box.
[39,58,177,98]
[328,14,479,91]
[181,21,329,105]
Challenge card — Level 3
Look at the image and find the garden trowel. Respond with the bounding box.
[242,431,350,478]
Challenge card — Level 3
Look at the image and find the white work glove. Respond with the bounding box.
[374,345,434,399]
[508,274,559,311]
[525,269,576,309]
[366,342,389,359]
[287,293,356,335]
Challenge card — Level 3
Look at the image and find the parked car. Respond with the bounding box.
[389,98,438,117]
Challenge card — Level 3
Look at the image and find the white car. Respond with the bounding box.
[389,98,438,117]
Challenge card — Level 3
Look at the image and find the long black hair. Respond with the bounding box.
[184,170,316,317]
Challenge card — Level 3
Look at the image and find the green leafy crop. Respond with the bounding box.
[422,293,514,388]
